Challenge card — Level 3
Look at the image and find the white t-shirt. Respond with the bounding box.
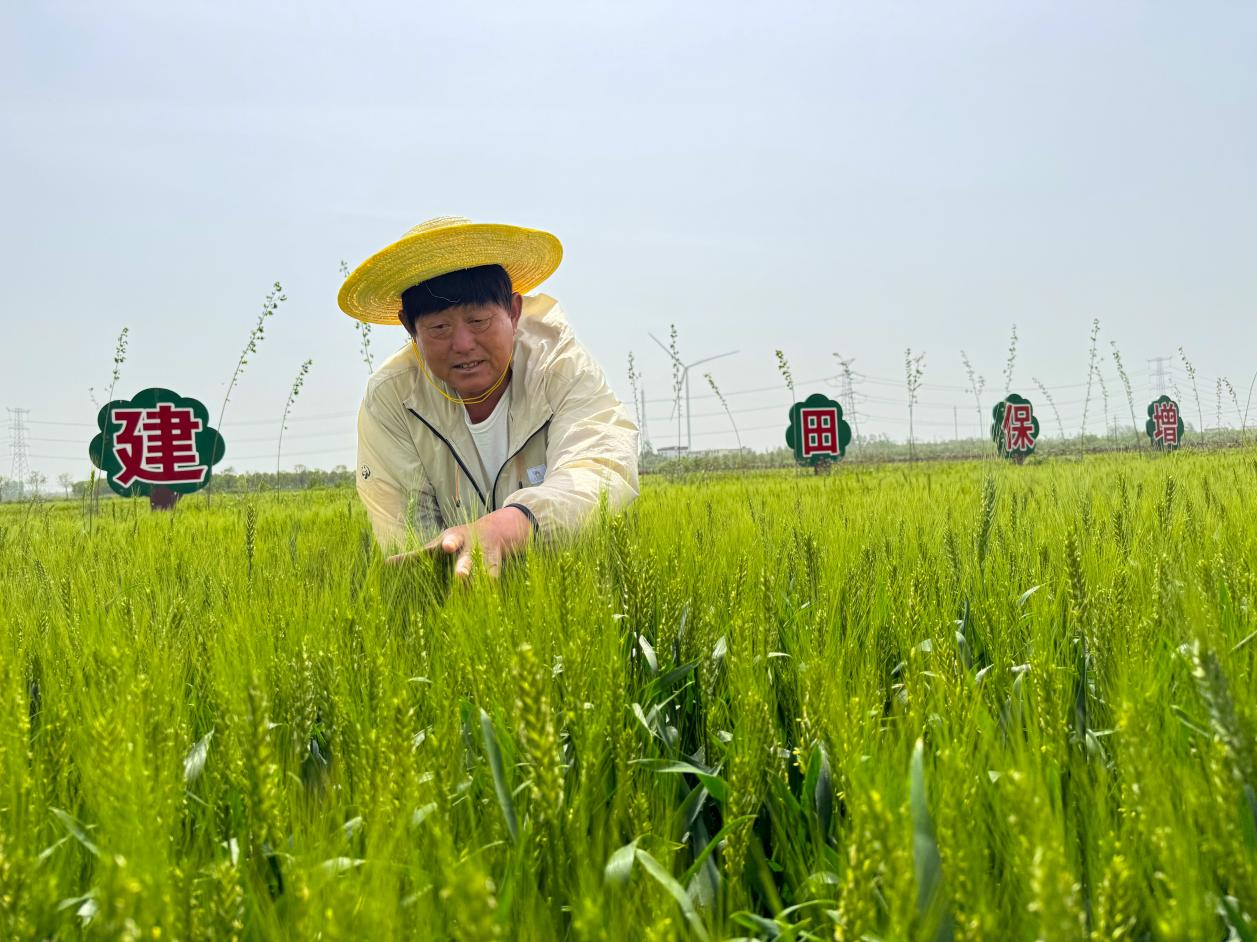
[465,386,511,487]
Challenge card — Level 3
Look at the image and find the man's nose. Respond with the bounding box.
[449,321,478,352]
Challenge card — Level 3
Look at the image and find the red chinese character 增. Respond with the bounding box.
[1152,401,1179,446]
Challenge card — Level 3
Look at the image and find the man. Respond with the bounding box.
[338,216,639,578]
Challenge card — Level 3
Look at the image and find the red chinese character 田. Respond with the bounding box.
[800,407,840,458]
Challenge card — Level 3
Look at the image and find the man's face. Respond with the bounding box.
[410,293,523,398]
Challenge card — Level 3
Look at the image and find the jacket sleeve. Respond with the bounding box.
[502,346,640,538]
[356,381,444,552]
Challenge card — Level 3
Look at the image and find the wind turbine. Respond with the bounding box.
[648,333,738,454]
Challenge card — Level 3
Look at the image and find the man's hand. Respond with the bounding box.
[385,506,533,580]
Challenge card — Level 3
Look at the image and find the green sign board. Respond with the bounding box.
[1145,395,1184,450]
[786,393,853,468]
[88,388,226,497]
[991,393,1039,461]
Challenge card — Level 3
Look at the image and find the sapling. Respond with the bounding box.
[1080,318,1100,455]
[904,348,926,461]
[626,352,642,434]
[1178,346,1203,441]
[1110,341,1139,444]
[88,326,130,519]
[210,282,285,504]
[774,349,795,403]
[669,325,683,453]
[1246,371,1257,442]
[705,373,742,451]
[1033,378,1065,439]
[1002,324,1018,395]
[1222,377,1241,442]
[1216,378,1224,438]
[219,283,286,434]
[277,359,314,476]
[1095,365,1111,443]
[960,350,986,437]
[342,261,374,374]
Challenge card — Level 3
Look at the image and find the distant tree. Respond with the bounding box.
[27,471,46,497]
[57,472,74,498]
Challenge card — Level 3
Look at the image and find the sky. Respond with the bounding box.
[2,1,1255,478]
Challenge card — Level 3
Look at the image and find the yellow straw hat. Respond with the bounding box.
[337,216,563,325]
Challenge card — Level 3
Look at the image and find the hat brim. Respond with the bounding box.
[338,223,563,325]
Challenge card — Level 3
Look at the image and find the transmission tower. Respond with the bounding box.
[834,356,861,441]
[7,407,30,498]
[1148,356,1172,398]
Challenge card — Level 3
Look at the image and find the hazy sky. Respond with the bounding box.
[3,1,1255,477]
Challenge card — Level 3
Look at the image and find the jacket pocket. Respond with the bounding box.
[494,426,550,508]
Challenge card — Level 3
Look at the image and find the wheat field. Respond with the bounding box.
[2,451,1255,940]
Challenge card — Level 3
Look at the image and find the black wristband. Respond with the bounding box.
[504,502,539,536]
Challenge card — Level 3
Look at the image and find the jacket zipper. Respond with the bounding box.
[405,407,487,508]
[491,416,553,511]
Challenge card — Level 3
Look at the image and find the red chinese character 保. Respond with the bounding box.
[1001,402,1036,452]
[800,407,839,457]
[1152,401,1179,445]
[111,404,207,488]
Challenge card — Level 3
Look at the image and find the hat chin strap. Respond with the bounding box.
[412,340,512,406]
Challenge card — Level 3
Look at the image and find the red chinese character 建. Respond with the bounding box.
[111,404,206,488]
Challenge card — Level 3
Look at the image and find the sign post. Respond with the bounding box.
[991,393,1039,463]
[88,388,226,510]
[786,393,853,474]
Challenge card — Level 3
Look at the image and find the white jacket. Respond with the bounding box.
[356,294,640,551]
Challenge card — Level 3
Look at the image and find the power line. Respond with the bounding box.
[19,408,359,430]
[3,445,355,466]
[23,427,355,446]
[644,373,840,405]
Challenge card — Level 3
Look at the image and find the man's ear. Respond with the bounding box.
[508,292,523,329]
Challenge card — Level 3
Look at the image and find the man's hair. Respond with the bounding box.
[399,264,513,334]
